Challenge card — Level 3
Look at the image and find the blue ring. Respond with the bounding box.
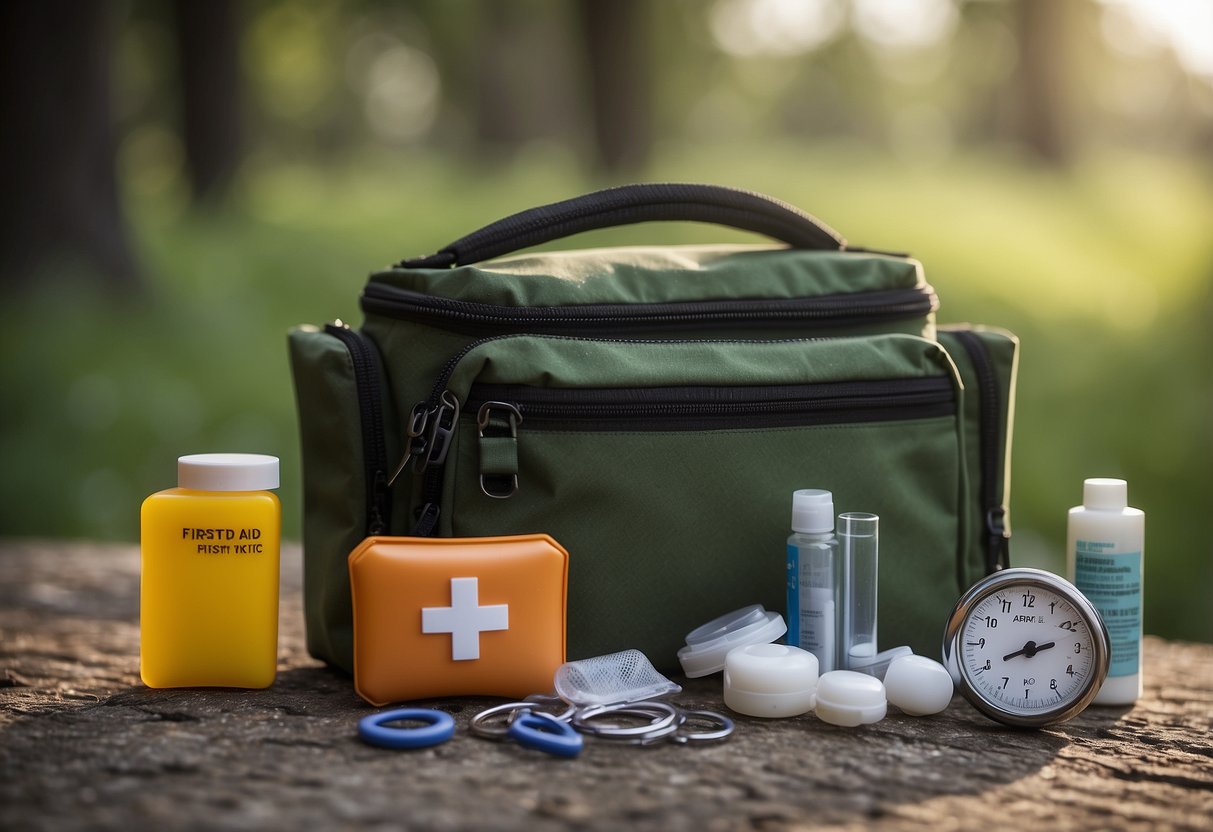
[508,711,583,758]
[359,708,456,750]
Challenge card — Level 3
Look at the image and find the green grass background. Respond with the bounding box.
[2,144,1209,642]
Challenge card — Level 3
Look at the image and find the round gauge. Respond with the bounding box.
[942,568,1110,728]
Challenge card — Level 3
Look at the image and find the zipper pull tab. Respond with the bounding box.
[477,401,523,499]
[410,502,441,536]
[386,403,433,487]
[419,390,461,470]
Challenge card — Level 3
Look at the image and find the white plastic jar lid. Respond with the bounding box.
[178,454,280,492]
[722,643,818,718]
[814,670,887,727]
[678,605,787,678]
[883,654,954,716]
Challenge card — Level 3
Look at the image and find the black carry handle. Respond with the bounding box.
[397,183,846,269]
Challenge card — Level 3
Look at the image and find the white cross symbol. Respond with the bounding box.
[421,577,509,661]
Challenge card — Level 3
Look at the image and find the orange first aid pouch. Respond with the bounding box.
[348,534,568,706]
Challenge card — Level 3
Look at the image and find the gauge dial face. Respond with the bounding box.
[945,569,1110,727]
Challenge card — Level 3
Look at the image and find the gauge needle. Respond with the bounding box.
[1002,640,1056,662]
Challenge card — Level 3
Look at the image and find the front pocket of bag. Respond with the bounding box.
[425,335,967,669]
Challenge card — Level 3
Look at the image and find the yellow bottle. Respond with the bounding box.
[141,453,281,688]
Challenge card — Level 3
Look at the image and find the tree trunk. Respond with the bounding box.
[472,5,580,156]
[579,0,652,174]
[173,0,244,206]
[0,1,140,291]
[1012,0,1071,166]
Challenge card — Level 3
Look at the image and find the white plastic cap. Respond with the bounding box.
[847,645,913,680]
[1083,478,1127,511]
[678,605,787,678]
[178,454,280,491]
[791,489,834,534]
[723,644,818,718]
[883,654,954,716]
[814,670,887,727]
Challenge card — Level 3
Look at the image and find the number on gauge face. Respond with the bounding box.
[960,585,1094,717]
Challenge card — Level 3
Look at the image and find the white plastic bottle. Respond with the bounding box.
[1067,478,1145,705]
[786,489,839,672]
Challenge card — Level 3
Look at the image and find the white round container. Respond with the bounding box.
[723,643,818,718]
[814,670,886,727]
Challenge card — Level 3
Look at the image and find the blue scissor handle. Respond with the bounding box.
[507,711,583,758]
[359,708,456,750]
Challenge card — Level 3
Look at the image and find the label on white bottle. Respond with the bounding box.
[1074,541,1141,678]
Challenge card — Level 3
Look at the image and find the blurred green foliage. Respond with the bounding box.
[2,143,1209,642]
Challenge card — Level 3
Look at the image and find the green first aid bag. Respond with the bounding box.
[288,184,1017,673]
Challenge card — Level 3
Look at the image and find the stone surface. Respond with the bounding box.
[1,539,1211,831]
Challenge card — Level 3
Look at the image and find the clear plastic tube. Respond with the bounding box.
[839,512,879,671]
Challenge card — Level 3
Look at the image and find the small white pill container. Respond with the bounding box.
[723,643,819,718]
[814,670,887,727]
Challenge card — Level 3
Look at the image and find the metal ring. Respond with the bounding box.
[572,700,682,740]
[523,693,577,723]
[477,400,523,432]
[593,710,685,746]
[358,708,455,750]
[630,715,686,746]
[468,701,535,741]
[670,710,734,745]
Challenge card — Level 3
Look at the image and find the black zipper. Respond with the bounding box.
[951,330,1009,573]
[360,283,938,336]
[325,323,390,535]
[463,378,955,431]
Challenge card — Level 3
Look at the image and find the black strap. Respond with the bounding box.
[397,183,846,269]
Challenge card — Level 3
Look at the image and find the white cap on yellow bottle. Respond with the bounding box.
[178,453,280,491]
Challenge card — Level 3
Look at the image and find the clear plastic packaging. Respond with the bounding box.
[554,649,681,707]
[838,512,879,672]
